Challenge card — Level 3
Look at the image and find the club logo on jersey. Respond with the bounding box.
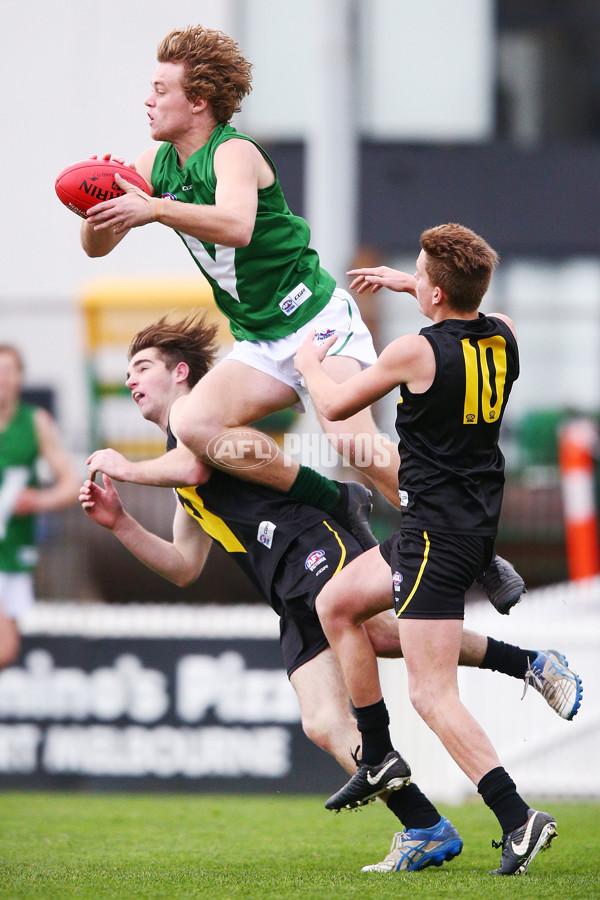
[257,521,276,549]
[393,570,403,590]
[314,328,337,344]
[398,490,408,507]
[279,282,313,316]
[305,549,326,572]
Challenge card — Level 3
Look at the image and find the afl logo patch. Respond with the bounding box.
[393,570,403,590]
[279,282,312,316]
[305,549,326,571]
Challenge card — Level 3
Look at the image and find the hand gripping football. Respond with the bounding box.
[55,159,150,218]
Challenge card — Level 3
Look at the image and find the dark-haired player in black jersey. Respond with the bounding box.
[81,308,580,875]
[295,223,578,876]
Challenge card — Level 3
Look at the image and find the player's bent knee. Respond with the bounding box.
[407,683,439,723]
[315,592,352,635]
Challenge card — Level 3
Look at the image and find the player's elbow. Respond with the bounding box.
[80,224,118,258]
[228,223,253,247]
[173,568,199,588]
[319,399,350,422]
[83,244,110,258]
[179,458,208,486]
[174,574,196,588]
[81,234,113,258]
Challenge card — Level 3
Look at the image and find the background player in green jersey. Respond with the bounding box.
[80,311,581,874]
[295,223,577,875]
[81,24,524,607]
[0,346,80,668]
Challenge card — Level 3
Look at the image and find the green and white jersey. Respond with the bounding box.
[151,124,336,341]
[0,404,39,572]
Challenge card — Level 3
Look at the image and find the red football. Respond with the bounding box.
[55,158,151,218]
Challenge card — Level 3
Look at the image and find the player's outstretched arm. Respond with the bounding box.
[86,445,207,488]
[347,266,417,297]
[295,331,426,422]
[86,140,260,248]
[80,475,210,586]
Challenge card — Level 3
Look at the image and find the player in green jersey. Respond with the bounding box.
[80,25,393,511]
[80,311,581,874]
[0,346,80,668]
[81,24,524,610]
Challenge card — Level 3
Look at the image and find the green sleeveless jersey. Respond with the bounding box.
[151,124,336,341]
[0,403,39,572]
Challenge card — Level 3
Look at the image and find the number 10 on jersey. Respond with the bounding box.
[462,336,508,424]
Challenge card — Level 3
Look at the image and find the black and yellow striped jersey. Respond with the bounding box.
[394,314,519,535]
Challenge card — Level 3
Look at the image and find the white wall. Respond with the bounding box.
[358,0,495,140]
[1,0,495,302]
[2,0,238,303]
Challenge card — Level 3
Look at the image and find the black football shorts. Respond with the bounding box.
[379,528,495,620]
[272,518,363,676]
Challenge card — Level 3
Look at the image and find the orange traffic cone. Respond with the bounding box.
[559,418,600,580]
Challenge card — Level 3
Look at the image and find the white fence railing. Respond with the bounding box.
[16,577,600,801]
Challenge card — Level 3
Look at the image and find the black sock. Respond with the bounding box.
[354,698,394,765]
[287,465,340,512]
[481,637,538,680]
[478,766,530,833]
[387,782,441,830]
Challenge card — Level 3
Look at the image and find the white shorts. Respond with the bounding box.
[0,572,35,619]
[224,289,377,412]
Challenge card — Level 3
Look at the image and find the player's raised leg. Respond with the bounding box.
[173,359,377,548]
[174,359,299,486]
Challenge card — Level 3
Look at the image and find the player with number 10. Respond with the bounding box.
[294,223,559,876]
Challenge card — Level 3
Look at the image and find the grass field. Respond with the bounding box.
[0,792,598,899]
